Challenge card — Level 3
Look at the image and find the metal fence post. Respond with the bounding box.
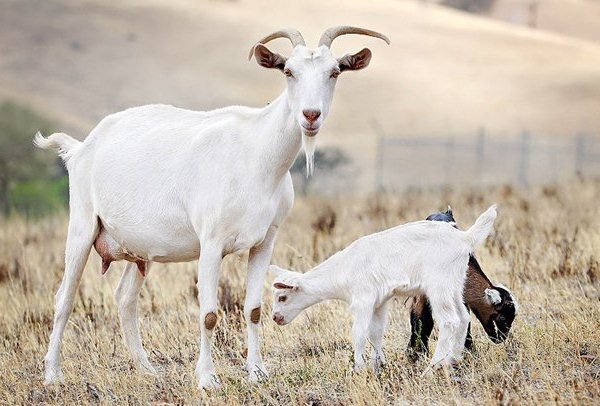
[476,127,485,185]
[445,137,455,185]
[370,118,386,192]
[575,133,586,176]
[375,135,384,192]
[518,131,531,187]
[375,130,594,191]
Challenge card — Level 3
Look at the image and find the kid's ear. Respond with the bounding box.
[273,282,297,290]
[485,288,502,305]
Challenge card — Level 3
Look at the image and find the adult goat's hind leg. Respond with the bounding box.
[115,261,156,375]
[244,226,277,382]
[44,211,98,385]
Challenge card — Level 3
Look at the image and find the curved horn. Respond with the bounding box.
[318,26,390,48]
[248,29,306,60]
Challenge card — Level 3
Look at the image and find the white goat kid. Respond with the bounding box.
[271,205,498,372]
[34,26,389,390]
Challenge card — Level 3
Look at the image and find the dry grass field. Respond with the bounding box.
[0,181,599,404]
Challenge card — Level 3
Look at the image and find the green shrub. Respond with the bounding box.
[9,178,68,217]
[0,100,66,216]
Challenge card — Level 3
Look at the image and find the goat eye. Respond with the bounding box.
[330,70,340,79]
[278,296,287,303]
[283,69,293,78]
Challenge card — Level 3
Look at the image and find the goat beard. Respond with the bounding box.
[301,132,317,178]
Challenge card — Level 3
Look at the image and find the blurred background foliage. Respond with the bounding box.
[0,101,67,217]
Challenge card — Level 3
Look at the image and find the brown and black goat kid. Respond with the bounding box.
[407,207,518,360]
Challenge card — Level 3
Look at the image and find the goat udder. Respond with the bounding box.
[94,232,117,275]
[94,229,146,276]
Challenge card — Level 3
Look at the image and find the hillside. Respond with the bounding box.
[1,0,599,190]
[490,0,600,43]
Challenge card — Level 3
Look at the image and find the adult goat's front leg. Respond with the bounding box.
[195,243,223,390]
[44,213,97,385]
[244,226,277,382]
[115,262,155,375]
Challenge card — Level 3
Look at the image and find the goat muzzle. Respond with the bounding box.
[272,313,285,325]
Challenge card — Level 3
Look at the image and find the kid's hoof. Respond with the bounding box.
[247,364,270,383]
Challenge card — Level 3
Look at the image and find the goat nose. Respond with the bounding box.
[302,109,321,124]
[273,313,284,324]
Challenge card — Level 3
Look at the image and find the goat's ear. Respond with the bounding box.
[485,288,502,305]
[273,282,296,290]
[253,44,287,71]
[338,48,372,72]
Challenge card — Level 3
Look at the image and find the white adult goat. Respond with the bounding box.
[34,26,389,389]
[270,205,498,372]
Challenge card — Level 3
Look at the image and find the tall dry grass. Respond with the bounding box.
[0,181,599,404]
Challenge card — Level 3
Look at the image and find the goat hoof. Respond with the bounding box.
[352,365,368,375]
[139,361,158,376]
[44,368,65,385]
[405,348,427,363]
[371,361,385,375]
[420,366,434,379]
[198,373,221,391]
[370,354,386,371]
[353,358,368,372]
[247,363,269,383]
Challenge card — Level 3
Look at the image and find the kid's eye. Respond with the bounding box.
[284,69,294,78]
[330,69,340,79]
[278,296,287,303]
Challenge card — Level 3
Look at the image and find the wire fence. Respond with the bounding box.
[374,129,600,191]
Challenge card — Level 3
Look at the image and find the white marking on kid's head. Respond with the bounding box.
[492,320,499,336]
[485,288,502,305]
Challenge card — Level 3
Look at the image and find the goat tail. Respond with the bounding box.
[33,131,81,162]
[464,204,497,251]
